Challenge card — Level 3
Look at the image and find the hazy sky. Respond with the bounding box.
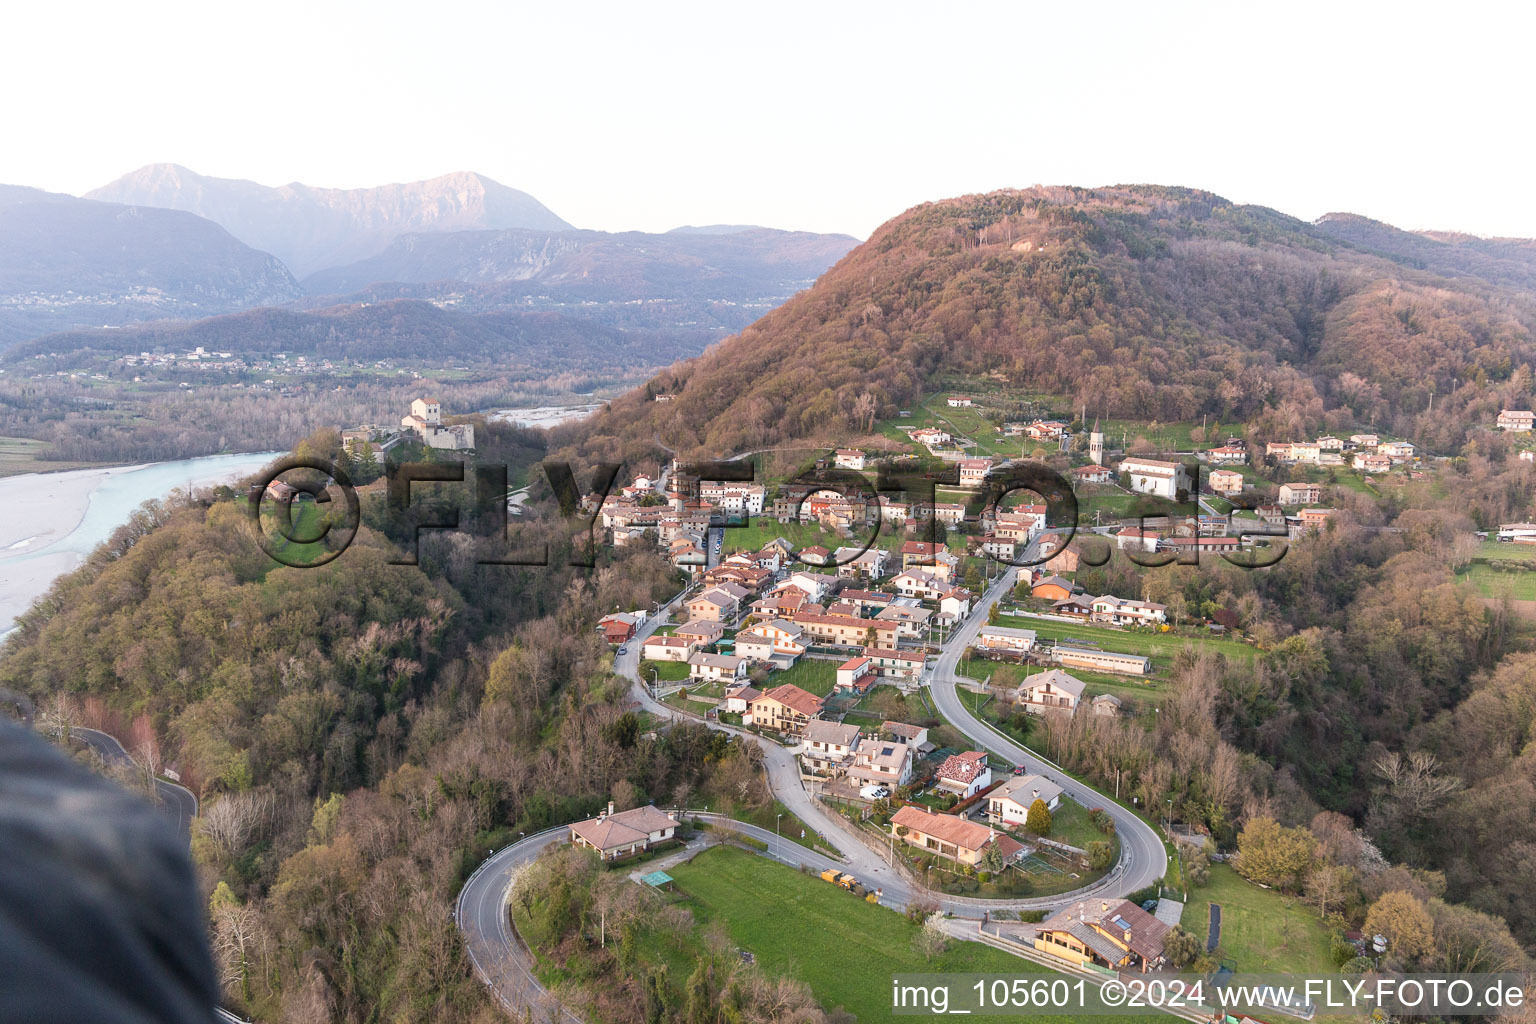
[4,0,1531,239]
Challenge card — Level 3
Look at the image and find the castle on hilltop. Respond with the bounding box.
[401,397,475,450]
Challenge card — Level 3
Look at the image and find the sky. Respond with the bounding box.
[3,0,1531,240]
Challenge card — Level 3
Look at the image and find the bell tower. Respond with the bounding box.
[1089,417,1104,466]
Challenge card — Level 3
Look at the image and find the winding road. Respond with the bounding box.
[457,541,1169,1020]
[71,725,199,840]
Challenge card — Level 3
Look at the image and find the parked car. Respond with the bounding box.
[617,646,628,655]
[859,785,890,799]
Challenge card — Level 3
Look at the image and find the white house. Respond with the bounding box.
[1278,482,1322,505]
[687,652,748,684]
[833,448,867,470]
[1119,458,1192,500]
[946,396,974,407]
[1017,669,1086,713]
[1089,595,1167,626]
[986,775,1064,827]
[976,625,1037,652]
[1498,410,1535,432]
[800,719,861,775]
[642,635,699,662]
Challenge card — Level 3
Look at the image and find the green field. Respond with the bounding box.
[641,658,691,682]
[1030,797,1118,853]
[993,613,1257,668]
[667,845,1165,1024]
[767,657,839,696]
[1456,540,1536,599]
[1184,864,1335,974]
[0,435,114,478]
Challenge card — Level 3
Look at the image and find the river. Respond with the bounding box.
[488,403,603,429]
[0,452,280,638]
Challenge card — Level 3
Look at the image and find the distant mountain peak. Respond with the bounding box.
[86,166,572,276]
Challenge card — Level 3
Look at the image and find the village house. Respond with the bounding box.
[1017,668,1086,713]
[831,546,890,579]
[1278,482,1322,505]
[946,395,974,407]
[687,652,748,684]
[862,646,926,681]
[597,612,640,645]
[937,586,973,619]
[1090,595,1168,626]
[1092,693,1123,717]
[987,774,1064,826]
[1072,464,1113,485]
[1354,452,1392,473]
[781,571,840,604]
[1297,507,1337,533]
[889,805,1023,867]
[980,534,1016,562]
[977,625,1037,653]
[839,589,895,613]
[889,569,946,601]
[1498,522,1536,543]
[791,611,899,649]
[686,588,736,623]
[909,427,952,447]
[834,655,878,694]
[933,750,992,798]
[568,803,679,862]
[1031,575,1076,602]
[747,684,824,734]
[734,628,806,666]
[1033,899,1170,974]
[1052,595,1094,618]
[846,734,915,787]
[876,603,933,638]
[1118,457,1192,500]
[1378,440,1416,461]
[673,619,725,645]
[800,720,861,775]
[721,683,760,714]
[1209,468,1245,496]
[642,635,699,662]
[1316,436,1345,451]
[900,540,947,569]
[1349,433,1380,448]
[1115,527,1161,553]
[833,448,867,470]
[958,458,994,488]
[1206,443,1248,465]
[1498,410,1535,432]
[1025,419,1069,441]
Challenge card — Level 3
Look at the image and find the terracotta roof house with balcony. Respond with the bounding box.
[933,750,992,798]
[569,803,679,861]
[889,805,1023,867]
[748,684,824,734]
[1033,899,1170,973]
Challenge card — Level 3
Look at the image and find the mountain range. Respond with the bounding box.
[86,164,572,277]
[0,167,858,357]
[0,185,300,346]
[566,185,1536,461]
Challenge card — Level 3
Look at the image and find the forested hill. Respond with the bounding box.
[569,185,1536,460]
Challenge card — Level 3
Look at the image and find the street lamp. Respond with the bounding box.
[776,812,783,851]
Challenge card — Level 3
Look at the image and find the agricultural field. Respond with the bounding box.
[1456,540,1536,600]
[0,436,114,478]
[993,613,1258,667]
[666,846,1165,1024]
[1183,864,1336,975]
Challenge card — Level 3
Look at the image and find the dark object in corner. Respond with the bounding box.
[0,719,218,1024]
